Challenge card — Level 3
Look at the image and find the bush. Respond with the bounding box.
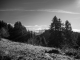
[0,28,9,38]
[45,49,60,54]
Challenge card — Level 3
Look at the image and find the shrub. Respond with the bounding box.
[0,28,9,38]
[45,49,60,54]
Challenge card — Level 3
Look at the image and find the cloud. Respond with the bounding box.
[25,25,49,31]
[0,9,80,14]
[0,9,36,11]
[73,29,80,32]
[26,25,80,33]
[56,10,80,14]
[38,9,80,14]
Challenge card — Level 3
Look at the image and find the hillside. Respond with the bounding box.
[0,38,79,60]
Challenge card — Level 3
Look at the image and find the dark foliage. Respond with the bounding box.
[0,20,9,38]
[8,21,35,42]
[0,55,11,60]
[65,52,75,56]
[75,55,80,59]
[45,49,60,54]
[28,35,47,46]
[77,33,80,46]
[48,16,64,48]
[0,20,8,29]
[0,20,35,43]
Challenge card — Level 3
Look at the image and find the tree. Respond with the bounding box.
[49,16,64,47]
[0,20,8,29]
[0,20,9,39]
[7,24,14,39]
[63,20,73,48]
[11,21,28,42]
[65,20,72,31]
[76,33,80,47]
[14,21,27,35]
[50,16,62,31]
[64,20,72,41]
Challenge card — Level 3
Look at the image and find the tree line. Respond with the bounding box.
[0,21,35,42]
[0,16,80,49]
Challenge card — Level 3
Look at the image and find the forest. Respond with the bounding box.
[0,16,80,49]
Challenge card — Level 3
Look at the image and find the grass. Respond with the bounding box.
[0,38,79,60]
[0,38,53,60]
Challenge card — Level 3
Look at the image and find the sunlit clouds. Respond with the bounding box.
[25,25,49,32]
[73,29,80,32]
[0,9,80,15]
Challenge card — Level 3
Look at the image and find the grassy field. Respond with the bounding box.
[0,38,79,60]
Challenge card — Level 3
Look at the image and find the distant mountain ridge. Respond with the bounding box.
[26,26,80,33]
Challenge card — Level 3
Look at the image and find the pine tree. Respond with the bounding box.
[12,21,28,42]
[49,16,63,47]
[0,20,8,29]
[64,20,73,48]
[65,20,72,31]
[7,24,14,39]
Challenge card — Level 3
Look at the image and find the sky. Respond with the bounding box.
[0,0,80,32]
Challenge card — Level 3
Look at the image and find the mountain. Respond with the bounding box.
[34,29,45,35]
